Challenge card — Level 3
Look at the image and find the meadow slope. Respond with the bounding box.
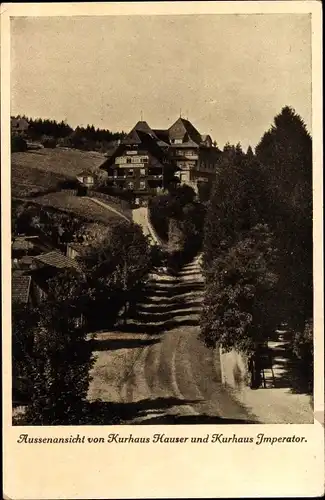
[12,148,106,197]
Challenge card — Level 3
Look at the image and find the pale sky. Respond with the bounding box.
[11,14,311,150]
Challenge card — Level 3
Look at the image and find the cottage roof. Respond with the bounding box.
[12,272,31,304]
[34,251,81,271]
[68,242,89,253]
[19,255,35,266]
[12,237,35,252]
[11,117,29,130]
[77,170,95,177]
[12,235,54,255]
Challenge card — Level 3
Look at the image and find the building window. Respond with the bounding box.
[132,156,145,163]
[140,168,146,176]
[115,156,126,164]
[127,182,134,190]
[127,169,134,176]
[139,181,146,190]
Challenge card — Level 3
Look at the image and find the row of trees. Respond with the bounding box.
[200,106,313,393]
[11,115,126,152]
[12,216,153,425]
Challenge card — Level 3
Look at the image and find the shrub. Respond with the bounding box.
[200,224,279,354]
[11,135,28,152]
[80,219,152,327]
[12,290,94,425]
[149,186,206,266]
[292,318,313,393]
[41,135,57,148]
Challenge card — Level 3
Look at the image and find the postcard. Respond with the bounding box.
[1,1,324,498]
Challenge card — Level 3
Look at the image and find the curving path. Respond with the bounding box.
[88,255,257,424]
[85,196,131,222]
[132,206,162,246]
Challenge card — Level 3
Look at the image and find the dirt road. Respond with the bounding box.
[88,256,256,424]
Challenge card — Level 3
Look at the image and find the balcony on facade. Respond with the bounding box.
[115,154,149,166]
[170,149,199,160]
[107,166,163,180]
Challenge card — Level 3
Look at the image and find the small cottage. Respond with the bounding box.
[11,117,29,136]
[76,170,96,188]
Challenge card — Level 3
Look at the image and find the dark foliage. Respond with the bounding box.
[80,219,152,328]
[41,136,58,148]
[256,105,313,328]
[201,106,313,392]
[12,200,84,251]
[149,185,205,268]
[201,224,279,354]
[203,149,268,271]
[11,115,126,153]
[11,135,28,152]
[291,318,313,394]
[12,281,94,425]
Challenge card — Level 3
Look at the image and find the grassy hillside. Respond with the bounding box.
[12,148,105,176]
[11,148,134,225]
[30,192,127,224]
[12,148,106,197]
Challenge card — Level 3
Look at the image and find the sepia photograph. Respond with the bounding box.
[9,11,315,428]
[2,2,324,498]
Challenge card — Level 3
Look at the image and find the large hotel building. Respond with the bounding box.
[101,117,221,197]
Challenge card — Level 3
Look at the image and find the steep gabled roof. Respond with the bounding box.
[122,120,158,146]
[101,127,177,172]
[132,121,157,137]
[153,129,170,144]
[125,130,169,165]
[168,117,202,145]
[121,128,142,145]
[12,272,31,304]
